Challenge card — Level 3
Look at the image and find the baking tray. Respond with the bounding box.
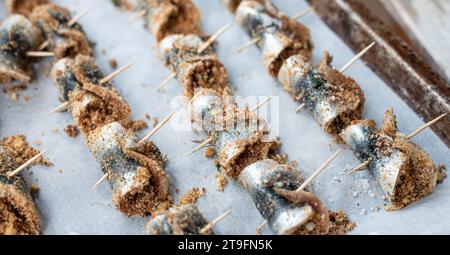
[0,0,448,234]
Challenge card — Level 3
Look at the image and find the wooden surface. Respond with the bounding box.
[308,0,450,147]
[379,0,450,82]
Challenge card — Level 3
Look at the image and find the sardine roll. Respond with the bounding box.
[0,146,40,235]
[29,4,93,59]
[189,88,225,134]
[235,0,312,77]
[341,108,439,210]
[0,15,40,83]
[239,159,330,235]
[51,55,132,135]
[278,52,365,137]
[88,122,169,216]
[160,34,228,98]
[145,204,212,235]
[138,0,201,43]
[213,108,270,178]
[6,0,49,16]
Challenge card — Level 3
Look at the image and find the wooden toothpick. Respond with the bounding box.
[347,160,370,175]
[186,136,214,157]
[100,61,135,84]
[200,210,232,234]
[296,149,342,192]
[68,9,90,27]
[51,101,70,113]
[256,219,268,235]
[295,103,305,113]
[156,72,176,92]
[251,96,274,112]
[129,10,147,25]
[91,173,108,189]
[291,6,314,20]
[139,110,177,144]
[7,150,47,178]
[26,51,55,57]
[235,37,261,53]
[408,112,449,139]
[38,40,50,50]
[198,22,231,54]
[339,42,376,73]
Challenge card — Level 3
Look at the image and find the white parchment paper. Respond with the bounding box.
[0,0,448,235]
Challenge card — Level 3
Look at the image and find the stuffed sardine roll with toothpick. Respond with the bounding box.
[0,146,40,235]
[341,108,439,210]
[160,34,228,98]
[239,159,330,235]
[278,52,365,138]
[0,15,40,83]
[88,122,169,216]
[28,3,93,59]
[145,204,212,235]
[138,0,201,43]
[235,0,312,77]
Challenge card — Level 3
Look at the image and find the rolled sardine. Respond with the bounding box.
[341,108,439,210]
[29,4,93,59]
[278,52,365,137]
[235,0,312,77]
[51,55,132,135]
[0,146,40,235]
[87,122,169,216]
[160,34,228,98]
[137,0,201,43]
[0,15,40,83]
[145,204,212,235]
[239,159,330,235]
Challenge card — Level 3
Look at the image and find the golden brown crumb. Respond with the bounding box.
[328,210,356,235]
[109,59,118,69]
[437,164,447,183]
[0,135,52,166]
[130,119,148,132]
[24,96,30,102]
[151,118,158,127]
[64,125,79,138]
[10,92,19,101]
[30,184,39,194]
[215,173,228,192]
[204,147,215,158]
[180,187,205,205]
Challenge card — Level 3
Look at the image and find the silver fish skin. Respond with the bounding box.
[189,89,225,135]
[88,122,144,197]
[145,214,172,235]
[341,122,405,201]
[235,1,288,73]
[145,204,211,235]
[278,54,341,132]
[0,15,39,83]
[51,55,110,101]
[239,159,316,235]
